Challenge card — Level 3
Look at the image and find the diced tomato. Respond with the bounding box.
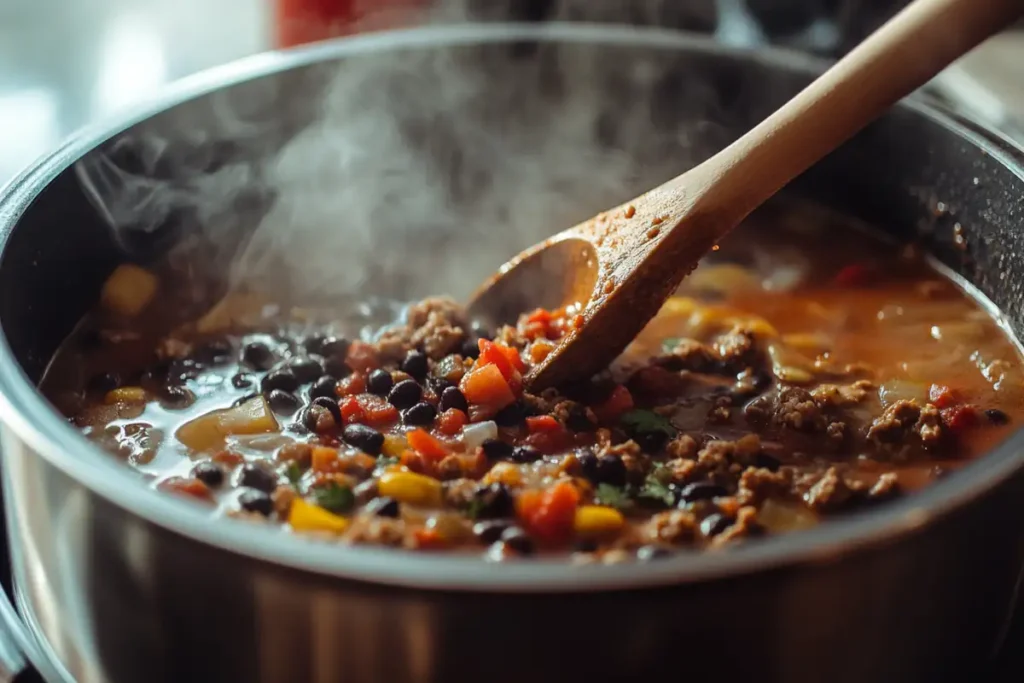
[356,394,399,426]
[526,415,560,433]
[929,384,959,409]
[212,450,245,467]
[517,480,580,545]
[412,528,448,550]
[400,449,426,473]
[407,428,448,462]
[941,405,979,433]
[345,341,379,374]
[437,408,468,436]
[591,384,634,423]
[311,446,340,472]
[460,364,516,409]
[523,428,573,455]
[833,263,871,287]
[158,477,214,502]
[478,338,526,379]
[337,373,366,396]
[339,396,366,424]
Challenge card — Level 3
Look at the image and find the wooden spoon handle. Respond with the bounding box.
[686,0,1024,223]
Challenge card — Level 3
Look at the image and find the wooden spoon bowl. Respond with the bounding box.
[468,0,1024,390]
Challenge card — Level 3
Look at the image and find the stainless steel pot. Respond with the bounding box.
[1,24,1024,683]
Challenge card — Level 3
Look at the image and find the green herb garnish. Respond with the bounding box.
[638,464,676,507]
[284,461,304,486]
[661,337,683,353]
[313,482,355,513]
[595,483,634,510]
[620,409,677,439]
[465,497,486,520]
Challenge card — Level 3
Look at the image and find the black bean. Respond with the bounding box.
[239,464,278,493]
[191,461,224,488]
[755,452,782,472]
[309,375,337,400]
[985,408,1010,425]
[401,350,429,381]
[499,527,534,555]
[158,385,196,409]
[565,405,596,432]
[289,356,325,384]
[286,422,311,436]
[312,396,342,423]
[195,339,232,365]
[261,369,299,394]
[427,376,456,396]
[634,431,670,454]
[367,369,394,396]
[403,402,437,427]
[324,357,352,379]
[231,372,254,389]
[574,538,599,553]
[388,379,422,409]
[439,386,468,413]
[366,496,400,518]
[471,483,515,519]
[300,405,334,433]
[241,341,276,371]
[595,454,628,487]
[474,519,511,544]
[268,389,301,415]
[461,339,481,359]
[238,489,274,516]
[636,545,674,561]
[87,372,121,394]
[302,334,327,356]
[319,336,350,360]
[678,481,728,504]
[232,392,260,408]
[140,362,171,388]
[481,439,513,460]
[167,359,203,384]
[342,424,385,456]
[494,402,526,427]
[700,513,734,537]
[578,452,599,480]
[511,446,541,464]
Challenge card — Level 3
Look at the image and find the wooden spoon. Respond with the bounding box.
[467,0,1024,390]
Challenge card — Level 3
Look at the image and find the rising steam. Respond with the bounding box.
[75,0,734,314]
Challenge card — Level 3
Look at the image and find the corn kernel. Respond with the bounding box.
[103,386,147,405]
[100,264,158,317]
[288,498,348,534]
[574,505,625,536]
[381,434,408,459]
[482,462,523,488]
[378,471,443,507]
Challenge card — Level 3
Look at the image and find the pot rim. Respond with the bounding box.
[1,22,1024,593]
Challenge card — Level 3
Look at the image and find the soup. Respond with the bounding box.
[44,202,1024,562]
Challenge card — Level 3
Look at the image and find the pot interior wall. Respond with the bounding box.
[0,34,1022,390]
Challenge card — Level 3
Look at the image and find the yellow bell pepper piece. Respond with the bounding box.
[381,434,409,459]
[100,264,158,316]
[574,505,625,536]
[103,386,147,405]
[288,498,348,534]
[482,462,523,488]
[378,471,443,507]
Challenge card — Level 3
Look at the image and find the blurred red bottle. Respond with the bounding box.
[275,0,423,48]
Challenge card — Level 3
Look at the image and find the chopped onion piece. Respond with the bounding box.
[462,421,498,450]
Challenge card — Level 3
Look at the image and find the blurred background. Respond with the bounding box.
[0,0,1021,184]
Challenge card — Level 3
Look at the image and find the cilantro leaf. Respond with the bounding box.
[595,483,634,510]
[637,464,676,507]
[313,482,355,513]
[620,409,677,439]
[284,461,304,486]
[661,337,683,353]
